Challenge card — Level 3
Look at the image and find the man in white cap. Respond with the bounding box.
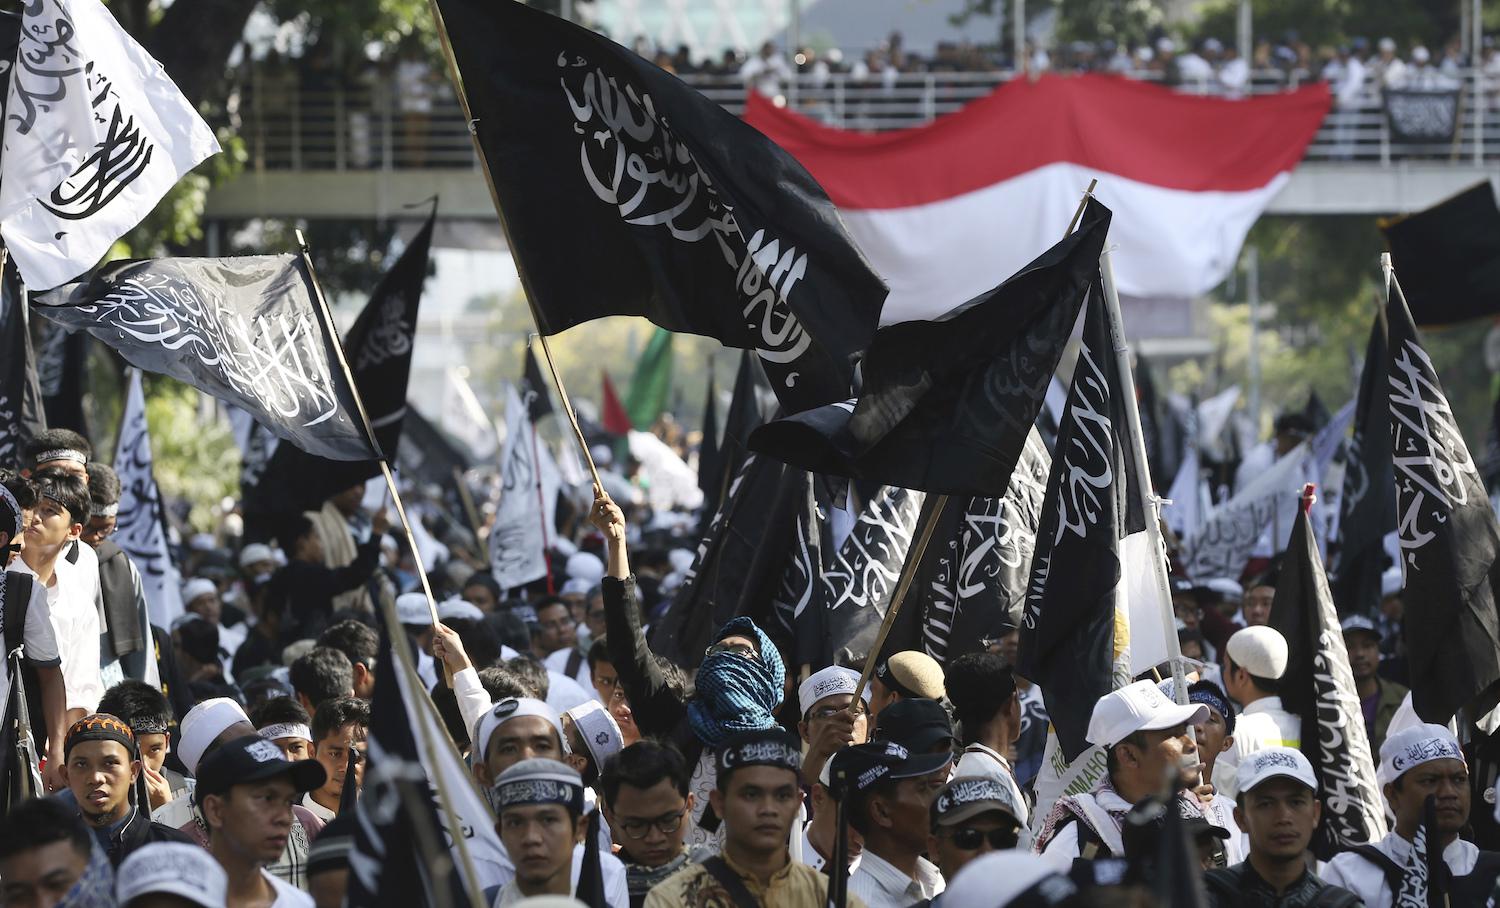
[797,665,870,785]
[472,697,569,794]
[562,700,624,851]
[395,591,439,689]
[1323,724,1500,905]
[938,851,1076,908]
[1204,747,1358,906]
[239,543,278,583]
[116,841,229,908]
[1035,679,1206,866]
[1214,625,1301,800]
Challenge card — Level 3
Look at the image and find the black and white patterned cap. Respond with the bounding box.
[716,728,803,778]
[493,758,585,815]
[931,776,1023,828]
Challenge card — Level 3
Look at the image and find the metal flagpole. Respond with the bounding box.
[1099,245,1191,708]
[298,232,487,908]
[425,0,603,491]
[850,180,1099,710]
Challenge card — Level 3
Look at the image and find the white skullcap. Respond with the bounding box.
[181,578,218,606]
[941,852,1076,908]
[179,698,251,775]
[1225,626,1289,680]
[1412,45,1430,62]
[1380,565,1404,600]
[238,543,274,568]
[437,598,484,623]
[560,578,593,598]
[1378,723,1464,786]
[189,533,217,552]
[566,552,605,585]
[797,666,869,716]
[564,700,623,770]
[472,697,563,759]
[396,592,433,626]
[116,842,227,908]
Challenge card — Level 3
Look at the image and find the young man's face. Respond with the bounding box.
[63,740,138,826]
[187,592,223,626]
[207,778,299,864]
[591,661,638,746]
[25,496,78,559]
[273,735,312,762]
[136,732,170,774]
[585,594,607,641]
[535,604,576,654]
[605,777,692,868]
[498,804,580,891]
[80,512,116,547]
[1388,758,1470,838]
[930,810,1019,882]
[462,583,498,613]
[480,716,562,785]
[1191,709,1233,776]
[1235,778,1319,861]
[0,839,89,908]
[314,724,367,806]
[711,765,801,856]
[1243,586,1275,626]
[1343,632,1381,683]
[1120,725,1198,791]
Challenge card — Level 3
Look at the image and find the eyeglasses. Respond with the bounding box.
[946,826,1019,851]
[705,642,756,660]
[809,705,853,721]
[618,807,688,839]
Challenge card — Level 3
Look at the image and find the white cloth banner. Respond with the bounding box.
[489,385,559,590]
[439,367,500,463]
[627,430,704,512]
[0,0,220,289]
[113,369,183,626]
[1184,440,1311,579]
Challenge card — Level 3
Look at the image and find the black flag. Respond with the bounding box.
[749,200,1109,497]
[241,214,435,514]
[1381,182,1500,325]
[35,255,376,463]
[36,321,89,440]
[1332,319,1396,616]
[1386,274,1500,724]
[432,0,886,413]
[1018,278,1146,762]
[522,345,554,423]
[0,256,45,471]
[697,367,720,509]
[1268,490,1386,858]
[703,351,769,523]
[397,406,474,489]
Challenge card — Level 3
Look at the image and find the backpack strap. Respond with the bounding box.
[3,572,33,655]
[566,647,585,680]
[1347,843,1407,896]
[700,856,762,908]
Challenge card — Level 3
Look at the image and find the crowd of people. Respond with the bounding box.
[0,397,1492,908]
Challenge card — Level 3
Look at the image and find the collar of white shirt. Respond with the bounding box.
[1241,697,1285,716]
[852,848,944,904]
[1379,829,1478,876]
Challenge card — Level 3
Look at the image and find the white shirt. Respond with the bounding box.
[847,849,943,908]
[1322,830,1479,907]
[301,792,336,823]
[954,743,1030,827]
[12,553,102,713]
[0,570,61,717]
[544,646,591,690]
[1212,697,1302,800]
[546,670,593,713]
[799,822,861,875]
[265,868,314,907]
[489,845,628,908]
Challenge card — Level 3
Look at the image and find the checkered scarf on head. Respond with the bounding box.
[687,617,784,748]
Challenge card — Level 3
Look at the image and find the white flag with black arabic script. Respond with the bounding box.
[33,255,378,463]
[489,384,560,590]
[0,0,220,290]
[113,369,183,626]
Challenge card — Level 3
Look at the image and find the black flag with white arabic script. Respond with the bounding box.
[36,319,89,440]
[0,255,45,472]
[432,0,886,414]
[34,255,376,463]
[1386,274,1500,724]
[1268,490,1386,858]
[749,200,1109,497]
[1333,318,1396,617]
[242,213,435,516]
[1018,278,1145,762]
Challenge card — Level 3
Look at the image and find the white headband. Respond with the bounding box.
[96,502,119,518]
[259,723,312,743]
[472,698,563,759]
[34,448,87,466]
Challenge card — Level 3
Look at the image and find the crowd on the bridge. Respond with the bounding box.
[3,396,1499,908]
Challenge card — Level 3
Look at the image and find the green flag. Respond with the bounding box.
[625,328,674,430]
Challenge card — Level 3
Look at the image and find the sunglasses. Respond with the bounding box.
[705,642,757,660]
[946,826,1019,851]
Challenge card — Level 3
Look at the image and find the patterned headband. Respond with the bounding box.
[0,483,20,539]
[96,503,119,518]
[34,448,87,466]
[259,723,312,743]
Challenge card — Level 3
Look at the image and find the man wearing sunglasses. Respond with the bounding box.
[927,776,1027,898]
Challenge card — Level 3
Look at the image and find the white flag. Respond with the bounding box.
[489,385,560,590]
[1184,440,1311,579]
[439,367,499,462]
[113,369,183,626]
[1,0,220,289]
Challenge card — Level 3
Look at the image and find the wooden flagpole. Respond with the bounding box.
[849,181,1101,710]
[424,0,602,491]
[297,231,487,908]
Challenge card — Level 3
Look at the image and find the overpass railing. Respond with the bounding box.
[237,67,1500,173]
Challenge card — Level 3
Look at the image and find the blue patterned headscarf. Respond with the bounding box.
[687,617,785,749]
[60,842,114,908]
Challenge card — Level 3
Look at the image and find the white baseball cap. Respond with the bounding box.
[116,842,227,907]
[1085,680,1208,748]
[566,552,605,584]
[437,598,485,623]
[940,852,1077,908]
[238,543,274,569]
[1378,723,1464,785]
[1237,746,1317,793]
[797,666,870,716]
[1226,626,1289,680]
[396,592,433,626]
[179,698,251,775]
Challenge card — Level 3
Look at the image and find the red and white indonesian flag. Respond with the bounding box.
[746,74,1330,324]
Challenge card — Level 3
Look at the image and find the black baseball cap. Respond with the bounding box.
[874,698,953,754]
[195,735,327,804]
[829,740,952,795]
